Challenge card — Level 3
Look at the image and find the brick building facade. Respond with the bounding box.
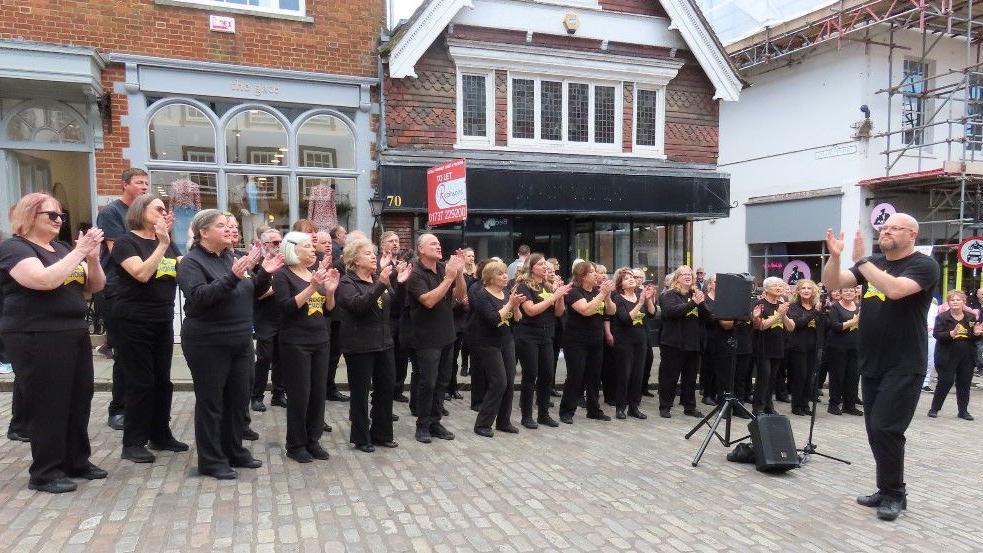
[378,0,741,279]
[1,0,384,242]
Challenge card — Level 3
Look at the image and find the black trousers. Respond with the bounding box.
[815,348,829,395]
[470,345,487,410]
[4,329,93,484]
[448,332,464,394]
[827,347,860,409]
[183,338,254,473]
[253,334,284,399]
[473,342,517,430]
[862,372,923,498]
[347,349,395,446]
[658,346,699,410]
[391,324,410,399]
[414,344,454,428]
[326,320,342,394]
[741,354,755,401]
[732,354,753,401]
[104,291,125,417]
[280,341,329,452]
[711,353,735,399]
[643,339,654,390]
[516,336,554,419]
[559,339,603,418]
[601,342,616,404]
[117,319,175,447]
[7,364,28,436]
[786,349,818,412]
[773,356,789,399]
[614,339,646,410]
[753,356,781,413]
[931,349,975,414]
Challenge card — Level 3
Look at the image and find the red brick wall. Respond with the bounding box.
[0,0,384,77]
[623,82,634,153]
[95,64,130,197]
[495,70,508,147]
[600,0,668,17]
[664,57,719,164]
[381,213,414,247]
[384,40,456,150]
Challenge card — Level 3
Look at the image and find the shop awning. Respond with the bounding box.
[0,40,105,101]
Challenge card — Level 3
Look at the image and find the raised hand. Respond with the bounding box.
[600,280,616,295]
[262,252,285,274]
[379,263,394,286]
[379,252,393,271]
[508,288,527,307]
[445,253,465,278]
[777,301,790,315]
[164,211,176,231]
[825,229,845,257]
[323,268,341,295]
[396,260,413,283]
[554,282,573,300]
[75,228,104,258]
[851,228,866,264]
[154,219,171,246]
[752,304,763,319]
[692,289,705,304]
[231,254,252,278]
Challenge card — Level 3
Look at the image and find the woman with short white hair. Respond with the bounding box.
[274,231,339,463]
[751,276,789,416]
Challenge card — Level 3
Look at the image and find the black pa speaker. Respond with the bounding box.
[713,273,755,320]
[748,414,800,473]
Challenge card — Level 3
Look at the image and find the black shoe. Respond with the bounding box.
[586,412,611,422]
[684,408,704,418]
[641,390,655,397]
[122,445,156,463]
[827,405,843,415]
[549,389,561,398]
[922,385,933,392]
[843,406,864,416]
[6,430,30,442]
[441,407,449,416]
[323,421,333,432]
[659,408,671,418]
[537,415,560,427]
[496,424,519,434]
[287,448,313,463]
[701,396,717,406]
[307,443,330,460]
[29,477,77,493]
[67,463,108,480]
[355,444,376,453]
[251,399,267,412]
[547,400,555,408]
[474,427,494,438]
[959,412,975,421]
[732,409,751,420]
[415,427,432,444]
[200,468,237,480]
[460,365,470,377]
[372,439,399,448]
[97,344,114,359]
[616,409,627,420]
[326,390,349,402]
[521,418,539,429]
[149,438,189,452]
[857,492,907,509]
[271,394,288,407]
[927,410,939,418]
[392,413,399,422]
[394,394,410,403]
[877,496,906,521]
[451,391,464,400]
[559,414,574,425]
[578,398,587,408]
[628,408,647,420]
[242,427,259,441]
[430,423,455,440]
[107,414,124,431]
[231,457,263,469]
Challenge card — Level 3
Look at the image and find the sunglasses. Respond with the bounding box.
[39,211,66,222]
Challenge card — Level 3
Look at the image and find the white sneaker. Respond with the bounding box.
[0,363,13,374]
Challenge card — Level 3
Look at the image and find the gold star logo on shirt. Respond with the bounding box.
[632,312,645,326]
[156,257,177,279]
[307,292,325,316]
[863,285,886,301]
[63,264,86,286]
[686,307,699,318]
[538,288,553,302]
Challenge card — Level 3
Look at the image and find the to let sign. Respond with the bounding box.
[427,159,467,226]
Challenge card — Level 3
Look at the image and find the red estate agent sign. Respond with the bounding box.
[427,158,467,226]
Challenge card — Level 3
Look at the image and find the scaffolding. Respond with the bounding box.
[729,0,983,290]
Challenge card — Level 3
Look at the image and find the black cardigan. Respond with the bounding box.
[335,271,394,354]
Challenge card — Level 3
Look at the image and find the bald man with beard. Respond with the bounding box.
[822,213,939,522]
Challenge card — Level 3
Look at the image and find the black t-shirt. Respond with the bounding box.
[734,318,753,355]
[932,310,978,363]
[273,268,331,345]
[467,286,514,348]
[406,260,456,349]
[97,199,129,287]
[825,302,859,351]
[110,233,181,322]
[0,237,88,332]
[611,293,647,344]
[849,252,939,377]
[563,286,604,344]
[754,298,786,359]
[515,281,556,341]
[786,302,820,352]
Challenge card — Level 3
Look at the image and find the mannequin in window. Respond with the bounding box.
[308,180,338,232]
[169,178,201,254]
[231,177,269,244]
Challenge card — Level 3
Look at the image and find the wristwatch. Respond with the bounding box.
[855,256,871,267]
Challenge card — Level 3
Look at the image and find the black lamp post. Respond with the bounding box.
[368,192,385,242]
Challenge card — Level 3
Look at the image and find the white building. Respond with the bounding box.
[694,1,983,295]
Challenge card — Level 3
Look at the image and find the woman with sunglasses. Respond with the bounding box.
[111,195,187,464]
[0,193,106,493]
[179,209,283,479]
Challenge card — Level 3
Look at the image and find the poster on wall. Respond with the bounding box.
[783,259,811,285]
[870,202,896,230]
[426,159,467,227]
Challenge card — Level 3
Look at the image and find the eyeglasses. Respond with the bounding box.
[879,225,914,233]
[264,240,281,246]
[38,211,66,222]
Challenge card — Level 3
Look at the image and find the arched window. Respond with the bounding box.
[148,103,216,162]
[6,104,85,144]
[225,109,288,165]
[297,114,355,169]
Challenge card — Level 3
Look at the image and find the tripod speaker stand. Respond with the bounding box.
[798,353,851,466]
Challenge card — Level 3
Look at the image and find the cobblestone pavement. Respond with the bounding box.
[1,389,981,552]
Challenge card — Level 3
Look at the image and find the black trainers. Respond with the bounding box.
[148,438,189,452]
[287,448,313,463]
[586,412,611,422]
[29,477,77,494]
[684,408,704,418]
[959,412,975,421]
[415,427,432,444]
[271,394,287,407]
[251,399,267,412]
[927,410,939,418]
[122,445,156,464]
[430,423,455,440]
[627,407,647,420]
[827,405,843,415]
[521,418,539,429]
[559,414,574,424]
[537,414,559,427]
[659,408,671,418]
[307,443,330,460]
[242,427,259,441]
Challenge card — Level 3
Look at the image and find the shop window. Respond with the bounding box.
[633,224,666,285]
[225,110,287,165]
[902,60,930,146]
[459,72,493,142]
[299,177,356,232]
[150,170,218,254]
[594,222,630,272]
[171,0,304,17]
[6,104,85,144]
[297,114,355,169]
[227,174,289,243]
[668,224,686,270]
[148,104,216,162]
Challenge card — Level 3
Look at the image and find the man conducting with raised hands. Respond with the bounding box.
[822,213,938,522]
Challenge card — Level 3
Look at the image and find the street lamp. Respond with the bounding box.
[368,192,385,242]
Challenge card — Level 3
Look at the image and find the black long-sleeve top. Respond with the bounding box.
[336,271,394,354]
[825,302,859,351]
[786,302,820,352]
[273,269,331,345]
[703,297,735,356]
[933,310,978,363]
[178,245,271,344]
[658,288,706,351]
[467,286,514,348]
[611,293,649,344]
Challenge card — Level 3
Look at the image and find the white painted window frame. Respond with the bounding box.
[632,85,667,159]
[455,68,496,148]
[172,0,305,17]
[505,72,622,154]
